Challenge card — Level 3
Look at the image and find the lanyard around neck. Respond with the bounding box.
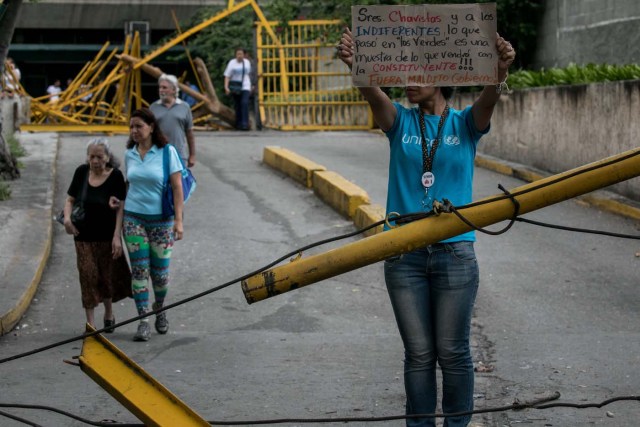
[418,105,449,174]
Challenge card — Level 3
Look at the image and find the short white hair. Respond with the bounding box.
[158,73,180,96]
[86,137,120,168]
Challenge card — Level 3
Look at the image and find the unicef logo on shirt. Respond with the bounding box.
[401,133,459,146]
[444,135,460,146]
[401,134,422,145]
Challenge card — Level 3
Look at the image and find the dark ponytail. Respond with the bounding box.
[441,86,455,100]
[126,108,168,149]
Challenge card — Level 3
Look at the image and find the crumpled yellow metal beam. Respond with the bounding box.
[23,34,144,132]
[21,0,365,132]
[79,325,210,427]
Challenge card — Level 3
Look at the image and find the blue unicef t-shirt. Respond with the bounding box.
[124,144,183,215]
[384,102,488,242]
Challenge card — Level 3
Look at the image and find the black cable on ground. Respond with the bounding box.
[459,149,640,212]
[0,211,422,365]
[0,403,137,426]
[515,217,640,239]
[0,409,42,427]
[1,394,639,426]
[3,168,640,365]
[534,395,640,409]
[0,148,639,427]
[442,184,521,236]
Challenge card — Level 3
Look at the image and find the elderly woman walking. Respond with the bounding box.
[63,137,131,331]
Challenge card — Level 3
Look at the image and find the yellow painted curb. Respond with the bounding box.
[578,194,640,221]
[263,146,326,188]
[312,170,370,219]
[475,154,546,182]
[0,227,52,335]
[476,153,640,221]
[354,204,385,237]
[475,155,514,176]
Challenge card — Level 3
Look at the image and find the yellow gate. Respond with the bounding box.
[256,20,373,131]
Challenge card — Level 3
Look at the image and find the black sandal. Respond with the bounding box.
[104,317,116,333]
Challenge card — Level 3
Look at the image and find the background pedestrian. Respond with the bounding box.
[224,47,252,130]
[150,74,197,167]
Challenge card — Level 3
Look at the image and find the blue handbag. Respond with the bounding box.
[162,145,196,218]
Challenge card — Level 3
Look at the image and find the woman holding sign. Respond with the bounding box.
[337,27,515,427]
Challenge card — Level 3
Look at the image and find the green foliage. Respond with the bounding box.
[508,63,640,89]
[0,180,10,200]
[266,0,490,24]
[166,5,256,100]
[263,0,544,69]
[7,135,26,159]
[495,0,543,70]
[172,0,636,97]
[173,0,545,95]
[0,134,25,202]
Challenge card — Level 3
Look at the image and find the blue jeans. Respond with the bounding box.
[384,242,479,427]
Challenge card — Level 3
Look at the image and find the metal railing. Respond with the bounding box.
[256,20,372,130]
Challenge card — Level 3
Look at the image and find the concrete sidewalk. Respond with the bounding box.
[1,131,639,336]
[0,132,57,335]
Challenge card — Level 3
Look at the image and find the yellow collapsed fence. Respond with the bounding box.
[257,19,373,130]
[17,0,372,132]
[21,34,144,133]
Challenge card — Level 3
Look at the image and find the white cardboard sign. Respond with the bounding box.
[351,3,498,87]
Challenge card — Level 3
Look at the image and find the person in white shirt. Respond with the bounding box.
[46,79,62,103]
[223,48,252,130]
[3,57,21,96]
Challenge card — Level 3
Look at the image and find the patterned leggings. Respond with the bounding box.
[123,212,174,316]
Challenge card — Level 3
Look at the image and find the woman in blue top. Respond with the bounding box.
[338,28,516,427]
[124,107,184,342]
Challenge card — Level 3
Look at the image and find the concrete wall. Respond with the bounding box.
[2,80,638,201]
[0,97,30,142]
[15,0,228,30]
[535,0,640,68]
[454,79,640,201]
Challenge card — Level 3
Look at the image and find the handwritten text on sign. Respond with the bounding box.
[351,3,498,87]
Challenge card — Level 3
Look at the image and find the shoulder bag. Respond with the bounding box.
[162,145,197,218]
[228,61,245,95]
[55,167,88,226]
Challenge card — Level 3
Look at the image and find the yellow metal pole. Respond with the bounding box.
[133,0,254,70]
[80,325,210,426]
[242,148,640,303]
[54,42,111,111]
[125,32,143,112]
[20,124,130,133]
[170,9,205,93]
[87,52,125,122]
[134,35,144,110]
[249,2,290,98]
[30,102,85,124]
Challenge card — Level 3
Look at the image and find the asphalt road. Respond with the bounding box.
[0,130,638,426]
